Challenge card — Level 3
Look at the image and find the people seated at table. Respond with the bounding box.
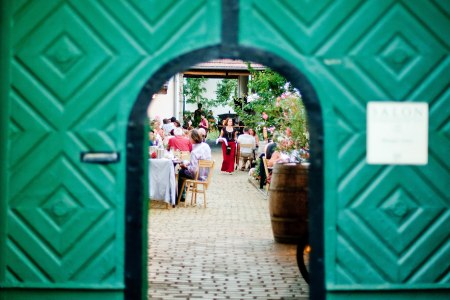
[162,118,175,136]
[237,127,256,171]
[248,128,259,150]
[198,127,207,142]
[265,140,277,159]
[167,127,192,152]
[177,129,212,204]
[149,130,155,146]
[149,128,163,147]
[168,118,182,136]
[267,150,288,168]
[258,140,277,189]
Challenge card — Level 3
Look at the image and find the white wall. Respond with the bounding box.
[147,77,176,120]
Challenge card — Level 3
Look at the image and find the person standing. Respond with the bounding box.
[177,129,212,204]
[193,103,203,127]
[219,118,238,174]
[199,114,209,138]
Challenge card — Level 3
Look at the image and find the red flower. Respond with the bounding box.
[285,127,291,136]
[151,152,157,159]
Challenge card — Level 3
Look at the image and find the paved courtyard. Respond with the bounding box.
[147,145,309,299]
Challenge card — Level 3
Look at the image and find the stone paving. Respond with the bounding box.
[148,146,309,299]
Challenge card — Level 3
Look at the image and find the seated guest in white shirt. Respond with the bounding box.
[162,118,175,136]
[177,129,212,204]
[198,127,207,142]
[237,127,256,170]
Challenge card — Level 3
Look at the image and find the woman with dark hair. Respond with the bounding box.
[199,114,209,136]
[177,129,211,205]
[219,117,238,174]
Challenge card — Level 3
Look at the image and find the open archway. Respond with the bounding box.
[125,45,324,299]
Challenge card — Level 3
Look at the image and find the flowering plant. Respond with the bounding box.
[274,83,308,153]
[234,67,309,158]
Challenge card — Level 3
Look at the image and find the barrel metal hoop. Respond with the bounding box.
[270,216,304,222]
[269,187,308,192]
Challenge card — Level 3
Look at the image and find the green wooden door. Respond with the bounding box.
[1,0,448,299]
[239,0,449,299]
[0,1,221,299]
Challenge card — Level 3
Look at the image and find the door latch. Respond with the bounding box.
[80,151,120,164]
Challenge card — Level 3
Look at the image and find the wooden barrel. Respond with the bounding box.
[268,163,308,244]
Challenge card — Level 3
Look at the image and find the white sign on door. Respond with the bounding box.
[367,102,428,165]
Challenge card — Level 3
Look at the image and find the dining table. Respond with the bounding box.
[148,158,177,206]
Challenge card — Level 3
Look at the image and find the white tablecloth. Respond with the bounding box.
[149,158,176,205]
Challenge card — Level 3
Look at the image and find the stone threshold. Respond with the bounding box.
[247,177,268,199]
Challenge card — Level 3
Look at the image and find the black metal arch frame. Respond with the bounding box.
[125,1,324,299]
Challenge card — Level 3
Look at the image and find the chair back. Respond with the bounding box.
[195,160,215,187]
[262,157,271,192]
[239,143,254,158]
[262,157,270,177]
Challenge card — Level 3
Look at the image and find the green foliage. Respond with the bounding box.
[183,77,208,105]
[234,65,286,134]
[276,92,308,150]
[247,66,286,101]
[184,77,235,110]
[234,64,308,148]
[216,79,238,106]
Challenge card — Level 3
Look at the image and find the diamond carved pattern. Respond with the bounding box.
[5,0,449,293]
[280,0,334,26]
[241,0,361,54]
[380,188,418,228]
[9,90,53,168]
[11,156,110,257]
[243,0,450,288]
[44,34,83,75]
[41,187,80,228]
[6,0,221,288]
[379,34,417,77]
[15,3,112,102]
[342,167,448,283]
[350,3,447,99]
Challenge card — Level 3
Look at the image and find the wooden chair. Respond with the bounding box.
[177,160,215,208]
[238,143,254,170]
[262,157,271,192]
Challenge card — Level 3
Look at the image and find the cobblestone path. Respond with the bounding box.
[148,147,309,299]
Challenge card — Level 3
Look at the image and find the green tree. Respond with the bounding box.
[184,77,234,110]
[183,77,208,105]
[234,65,286,132]
[234,64,308,148]
[216,78,238,106]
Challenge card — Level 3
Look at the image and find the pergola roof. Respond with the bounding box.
[183,59,265,78]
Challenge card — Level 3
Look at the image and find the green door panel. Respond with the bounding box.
[240,0,449,297]
[1,0,449,299]
[1,0,221,298]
